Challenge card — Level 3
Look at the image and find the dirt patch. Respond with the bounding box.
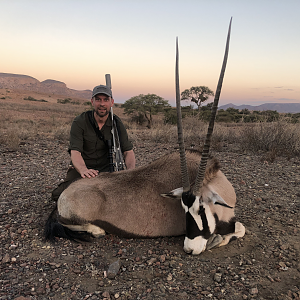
[1,137,299,300]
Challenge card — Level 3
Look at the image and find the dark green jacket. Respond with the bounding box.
[68,110,133,172]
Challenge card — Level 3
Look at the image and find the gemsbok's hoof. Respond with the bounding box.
[206,234,223,250]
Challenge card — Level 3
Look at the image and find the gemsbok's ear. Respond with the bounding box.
[203,189,234,209]
[161,187,183,200]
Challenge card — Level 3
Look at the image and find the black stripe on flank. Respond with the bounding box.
[45,208,92,243]
[214,214,236,235]
[186,208,211,240]
[59,214,161,239]
[91,220,164,239]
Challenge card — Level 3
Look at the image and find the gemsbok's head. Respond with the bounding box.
[175,18,234,255]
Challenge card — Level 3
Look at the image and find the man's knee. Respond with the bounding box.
[51,168,81,201]
[51,182,69,201]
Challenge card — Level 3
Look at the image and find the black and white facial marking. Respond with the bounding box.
[181,191,216,255]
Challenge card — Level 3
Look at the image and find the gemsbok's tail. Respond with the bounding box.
[44,205,91,243]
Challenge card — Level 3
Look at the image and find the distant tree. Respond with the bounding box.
[198,102,213,121]
[226,107,239,114]
[261,110,279,122]
[253,110,261,115]
[122,94,170,128]
[241,108,250,115]
[181,86,214,110]
[163,107,178,125]
[216,107,242,123]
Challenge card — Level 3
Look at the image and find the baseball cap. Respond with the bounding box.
[92,85,112,98]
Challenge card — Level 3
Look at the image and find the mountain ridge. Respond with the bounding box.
[0,72,92,99]
[1,72,299,112]
[219,102,300,113]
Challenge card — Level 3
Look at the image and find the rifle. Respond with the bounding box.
[105,74,126,172]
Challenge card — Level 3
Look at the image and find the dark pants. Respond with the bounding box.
[51,167,82,201]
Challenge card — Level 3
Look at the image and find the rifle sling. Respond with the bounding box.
[87,110,123,154]
[87,110,105,141]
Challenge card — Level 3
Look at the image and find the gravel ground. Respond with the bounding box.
[1,136,300,300]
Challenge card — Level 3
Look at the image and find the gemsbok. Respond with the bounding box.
[45,18,245,255]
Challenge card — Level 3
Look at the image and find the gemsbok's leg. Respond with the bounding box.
[62,223,106,238]
[217,222,245,247]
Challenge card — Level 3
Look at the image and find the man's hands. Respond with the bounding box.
[70,150,99,178]
[79,168,99,179]
[71,149,136,177]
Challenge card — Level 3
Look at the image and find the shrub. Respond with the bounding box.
[24,96,47,102]
[57,98,81,105]
[149,124,177,143]
[239,121,300,158]
[84,101,92,107]
[216,109,242,123]
[164,109,177,125]
[131,113,146,125]
[0,127,20,150]
[57,98,72,104]
[52,125,70,141]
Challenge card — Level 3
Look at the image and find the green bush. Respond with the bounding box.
[216,109,242,123]
[57,98,72,104]
[131,112,146,125]
[164,109,177,125]
[24,96,47,102]
[57,98,81,105]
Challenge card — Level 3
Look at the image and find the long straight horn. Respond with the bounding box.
[193,18,232,196]
[175,37,190,192]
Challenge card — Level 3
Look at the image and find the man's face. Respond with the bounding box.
[91,94,114,118]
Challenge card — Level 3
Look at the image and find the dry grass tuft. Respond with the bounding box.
[239,121,300,159]
[0,127,20,151]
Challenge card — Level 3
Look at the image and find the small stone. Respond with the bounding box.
[2,253,10,263]
[279,262,288,270]
[102,291,110,299]
[147,257,156,265]
[250,287,258,294]
[214,272,222,283]
[107,259,121,279]
[160,255,166,263]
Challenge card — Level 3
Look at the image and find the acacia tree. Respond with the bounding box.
[181,86,214,110]
[122,94,170,128]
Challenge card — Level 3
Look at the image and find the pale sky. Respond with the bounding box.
[1,0,299,106]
